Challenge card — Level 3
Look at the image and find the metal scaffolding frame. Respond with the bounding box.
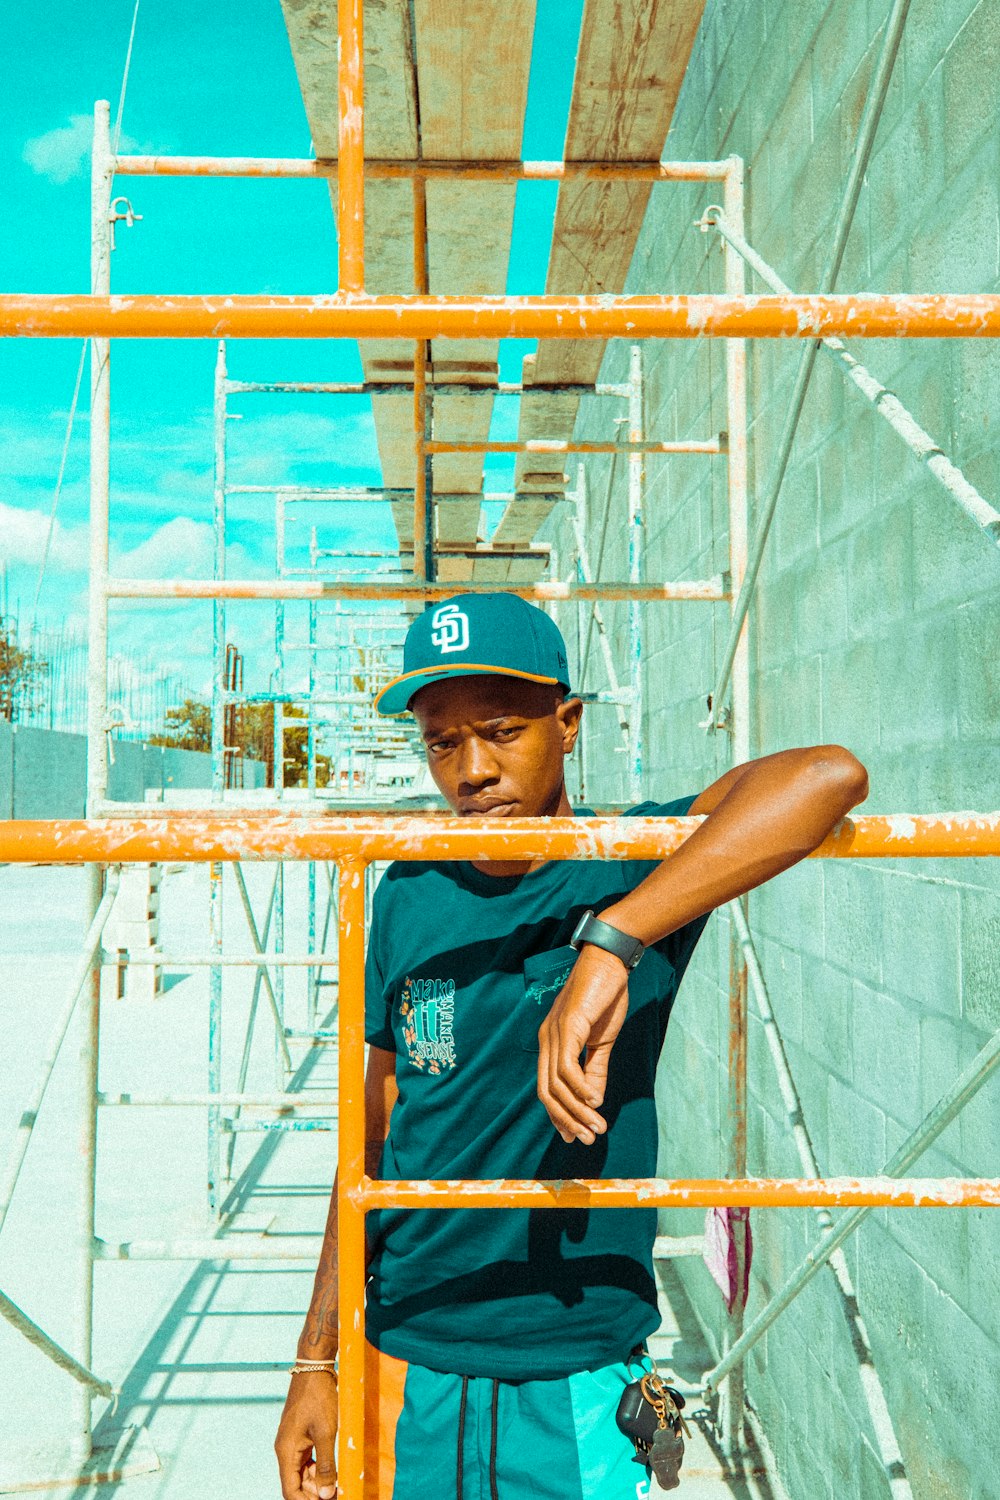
[1,0,1000,1490]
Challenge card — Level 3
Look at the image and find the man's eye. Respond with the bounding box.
[429,740,452,753]
[494,726,519,740]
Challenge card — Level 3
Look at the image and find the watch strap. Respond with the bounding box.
[570,909,645,970]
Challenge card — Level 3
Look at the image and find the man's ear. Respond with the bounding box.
[556,695,583,755]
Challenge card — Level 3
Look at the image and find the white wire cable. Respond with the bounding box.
[29,343,87,634]
[111,0,141,155]
[30,0,141,632]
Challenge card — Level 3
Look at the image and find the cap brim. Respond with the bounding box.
[374,664,564,717]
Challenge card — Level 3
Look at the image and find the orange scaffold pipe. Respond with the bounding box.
[354,1177,1000,1209]
[0,812,998,864]
[3,293,1000,341]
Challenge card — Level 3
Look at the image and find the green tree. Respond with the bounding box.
[150,697,329,789]
[149,697,212,752]
[281,704,331,789]
[0,619,48,723]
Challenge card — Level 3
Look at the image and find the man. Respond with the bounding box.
[275,592,868,1500]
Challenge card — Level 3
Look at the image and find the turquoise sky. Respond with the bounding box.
[0,0,584,699]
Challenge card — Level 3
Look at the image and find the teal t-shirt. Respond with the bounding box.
[363,797,710,1380]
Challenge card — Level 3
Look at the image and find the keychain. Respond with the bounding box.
[615,1350,691,1491]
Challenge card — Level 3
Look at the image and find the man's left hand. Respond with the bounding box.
[536,945,629,1144]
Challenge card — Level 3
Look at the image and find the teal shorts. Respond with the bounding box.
[363,1338,657,1499]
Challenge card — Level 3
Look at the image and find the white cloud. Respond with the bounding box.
[113,516,265,580]
[22,113,153,185]
[0,501,86,571]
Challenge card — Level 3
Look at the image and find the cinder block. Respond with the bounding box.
[857,1227,930,1365]
[774,467,827,583]
[901,0,979,104]
[957,1070,1000,1172]
[846,506,914,647]
[941,0,1000,177]
[964,1208,1000,1344]
[920,1281,1000,1460]
[885,1196,969,1312]
[823,863,883,989]
[757,932,804,1046]
[958,882,1000,1033]
[876,614,959,752]
[819,634,880,753]
[918,1012,982,1147]
[798,952,853,1082]
[909,166,1000,293]
[758,860,825,962]
[827,1072,886,1174]
[851,979,921,1124]
[879,871,962,1019]
[957,592,1000,743]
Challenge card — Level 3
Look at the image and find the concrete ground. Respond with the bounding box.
[0,861,781,1498]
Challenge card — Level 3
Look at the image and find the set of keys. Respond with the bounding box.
[615,1354,692,1491]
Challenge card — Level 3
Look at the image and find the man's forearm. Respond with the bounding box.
[297,1168,343,1359]
[602,747,868,945]
[297,1149,382,1358]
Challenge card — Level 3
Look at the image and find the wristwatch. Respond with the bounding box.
[570,909,646,971]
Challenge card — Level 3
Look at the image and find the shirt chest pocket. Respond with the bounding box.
[517,945,578,1052]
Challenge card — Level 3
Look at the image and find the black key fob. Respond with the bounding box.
[616,1379,660,1449]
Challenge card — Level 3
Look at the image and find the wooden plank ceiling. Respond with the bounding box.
[280,0,706,586]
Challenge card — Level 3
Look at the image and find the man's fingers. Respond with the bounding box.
[538,1032,581,1141]
[313,1428,338,1500]
[539,1026,611,1140]
[548,1056,602,1137]
[275,1439,313,1500]
[580,1046,611,1105]
[556,1029,594,1104]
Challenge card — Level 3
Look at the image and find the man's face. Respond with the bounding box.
[410,675,582,817]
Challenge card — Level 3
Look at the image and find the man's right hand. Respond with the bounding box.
[275,1372,339,1500]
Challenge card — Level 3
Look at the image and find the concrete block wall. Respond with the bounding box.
[0,722,12,819]
[10,726,88,819]
[0,726,265,816]
[545,1,1000,1495]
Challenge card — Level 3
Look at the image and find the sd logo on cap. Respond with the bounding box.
[374,593,572,717]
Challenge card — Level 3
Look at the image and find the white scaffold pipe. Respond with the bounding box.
[702,1016,1000,1397]
[0,1286,117,1402]
[703,208,1000,548]
[730,901,915,1500]
[0,870,121,1237]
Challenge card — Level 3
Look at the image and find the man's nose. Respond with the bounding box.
[457,735,499,787]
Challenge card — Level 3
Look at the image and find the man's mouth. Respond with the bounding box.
[459,799,516,816]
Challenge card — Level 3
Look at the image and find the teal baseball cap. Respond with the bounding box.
[374,593,573,717]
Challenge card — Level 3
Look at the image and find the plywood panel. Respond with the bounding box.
[282,0,535,582]
[492,0,707,552]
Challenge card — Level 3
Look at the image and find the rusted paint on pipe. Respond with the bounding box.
[337,0,364,293]
[424,438,723,454]
[114,155,732,182]
[354,1176,1000,1209]
[337,860,366,1500]
[0,812,997,865]
[5,294,1000,341]
[102,578,725,602]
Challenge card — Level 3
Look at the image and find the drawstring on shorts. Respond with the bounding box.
[456,1373,501,1500]
[456,1375,469,1500]
[489,1377,499,1500]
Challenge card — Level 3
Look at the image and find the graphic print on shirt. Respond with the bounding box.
[399,975,457,1073]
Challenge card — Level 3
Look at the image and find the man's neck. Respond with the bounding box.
[469,785,575,878]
